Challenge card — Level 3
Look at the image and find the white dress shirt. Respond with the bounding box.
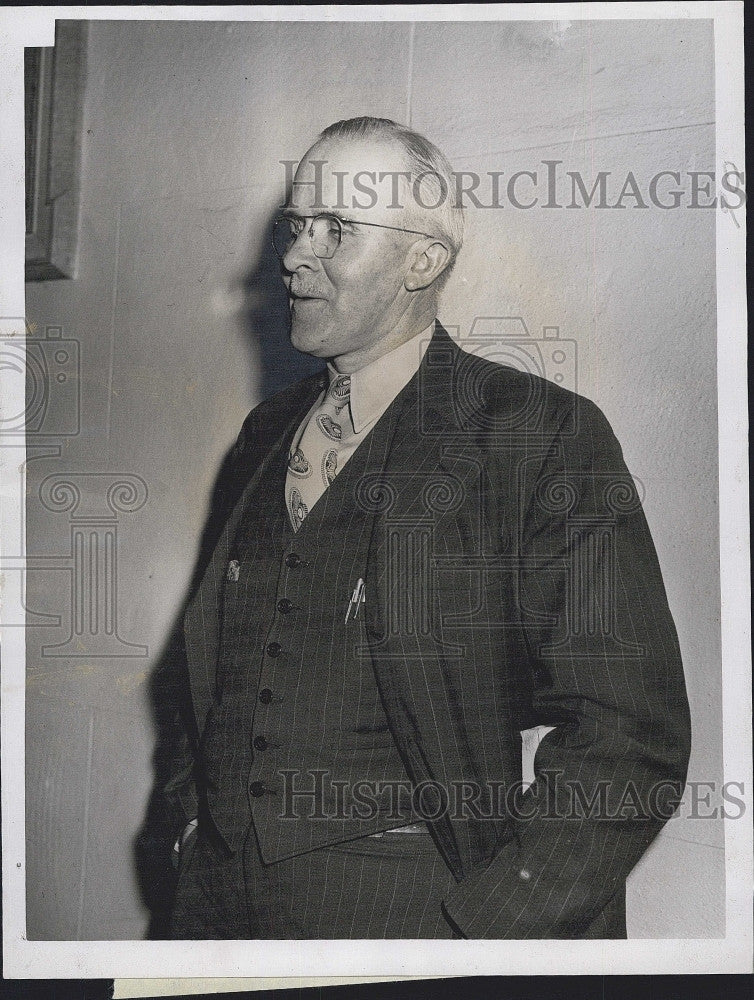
[288,323,434,476]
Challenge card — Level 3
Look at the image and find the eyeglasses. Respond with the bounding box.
[272,213,439,261]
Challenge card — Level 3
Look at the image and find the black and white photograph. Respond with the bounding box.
[0,2,750,982]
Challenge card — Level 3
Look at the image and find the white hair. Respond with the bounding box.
[318,117,464,286]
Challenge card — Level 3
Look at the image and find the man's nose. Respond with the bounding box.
[282,226,319,272]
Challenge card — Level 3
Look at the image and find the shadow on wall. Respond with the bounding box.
[133,208,323,938]
[240,212,324,400]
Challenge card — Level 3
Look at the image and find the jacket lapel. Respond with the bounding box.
[362,323,479,654]
[361,324,479,878]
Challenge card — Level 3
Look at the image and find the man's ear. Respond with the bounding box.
[404,240,451,291]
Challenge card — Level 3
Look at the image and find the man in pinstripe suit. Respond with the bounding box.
[159,117,691,939]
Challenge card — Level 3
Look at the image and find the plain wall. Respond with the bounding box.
[25,18,722,940]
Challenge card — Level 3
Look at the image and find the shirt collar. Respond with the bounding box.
[326,323,435,434]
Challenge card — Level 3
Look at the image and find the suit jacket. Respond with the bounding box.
[161,322,691,939]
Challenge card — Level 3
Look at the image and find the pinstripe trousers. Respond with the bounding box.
[169,823,461,939]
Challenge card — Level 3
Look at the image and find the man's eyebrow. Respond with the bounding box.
[324,210,359,228]
[281,208,354,224]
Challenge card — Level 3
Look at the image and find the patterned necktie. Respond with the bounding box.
[286,373,353,531]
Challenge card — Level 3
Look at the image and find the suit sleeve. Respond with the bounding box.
[443,396,691,938]
[154,627,200,836]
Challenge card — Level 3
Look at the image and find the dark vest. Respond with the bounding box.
[198,409,416,861]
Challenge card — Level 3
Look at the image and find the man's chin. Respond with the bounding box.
[289,319,328,358]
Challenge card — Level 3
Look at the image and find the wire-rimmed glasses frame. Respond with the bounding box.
[272,212,440,261]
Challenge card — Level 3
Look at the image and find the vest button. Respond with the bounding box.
[266,642,282,657]
[249,780,266,797]
[285,553,301,568]
[259,688,273,704]
[277,598,293,614]
[253,735,268,751]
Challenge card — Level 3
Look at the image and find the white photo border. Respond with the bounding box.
[1,1,750,979]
